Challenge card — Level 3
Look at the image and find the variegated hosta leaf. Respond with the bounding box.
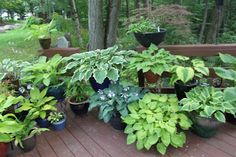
[107,68,119,81]
[191,59,205,67]
[194,66,209,76]
[94,69,107,84]
[224,87,236,102]
[219,53,236,65]
[176,67,194,83]
[214,67,236,81]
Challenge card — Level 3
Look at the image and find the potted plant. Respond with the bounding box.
[180,86,236,138]
[214,53,236,123]
[64,45,134,91]
[170,59,209,100]
[88,83,147,130]
[47,111,66,131]
[27,21,57,49]
[66,82,92,115]
[127,18,166,47]
[122,93,192,155]
[15,87,57,128]
[128,44,188,83]
[21,55,67,102]
[0,142,8,157]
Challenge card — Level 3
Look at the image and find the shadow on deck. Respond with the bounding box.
[7,105,236,157]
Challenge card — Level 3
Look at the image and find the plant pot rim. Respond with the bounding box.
[68,97,88,105]
[134,28,166,35]
[175,79,199,87]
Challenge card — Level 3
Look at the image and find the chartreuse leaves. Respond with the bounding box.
[122,93,192,155]
[180,86,235,123]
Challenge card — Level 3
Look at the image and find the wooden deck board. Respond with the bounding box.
[8,106,236,157]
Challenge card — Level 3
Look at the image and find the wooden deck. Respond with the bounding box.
[7,105,236,157]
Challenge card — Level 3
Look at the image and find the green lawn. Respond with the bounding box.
[0,27,63,61]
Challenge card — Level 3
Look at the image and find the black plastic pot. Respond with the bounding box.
[190,113,222,138]
[36,118,50,128]
[47,86,65,102]
[51,114,66,131]
[174,79,198,101]
[20,136,36,152]
[134,28,166,48]
[39,38,51,49]
[89,77,111,92]
[110,113,126,130]
[225,114,236,125]
[68,98,89,115]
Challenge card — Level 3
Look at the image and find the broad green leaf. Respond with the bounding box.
[124,125,134,134]
[127,133,136,145]
[204,106,215,117]
[176,67,194,83]
[161,130,170,147]
[123,116,136,125]
[137,130,147,140]
[156,143,167,155]
[214,67,236,81]
[107,68,119,81]
[171,132,186,148]
[194,67,209,76]
[224,87,236,102]
[94,70,107,84]
[219,53,236,64]
[214,111,226,123]
[136,140,144,150]
[0,133,13,142]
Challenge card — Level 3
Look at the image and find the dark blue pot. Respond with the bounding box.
[36,118,50,128]
[89,77,110,92]
[47,86,65,102]
[52,115,66,131]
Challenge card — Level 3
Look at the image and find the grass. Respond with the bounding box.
[0,27,63,61]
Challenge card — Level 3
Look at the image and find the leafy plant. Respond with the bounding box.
[47,112,64,123]
[64,45,134,84]
[127,18,158,34]
[122,93,192,155]
[15,87,57,120]
[0,82,16,96]
[170,59,209,85]
[89,83,147,123]
[128,44,188,76]
[180,86,236,123]
[21,54,66,87]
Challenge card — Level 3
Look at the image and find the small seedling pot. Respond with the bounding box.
[51,114,66,131]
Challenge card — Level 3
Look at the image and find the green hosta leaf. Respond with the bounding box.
[0,133,13,142]
[146,115,155,123]
[219,53,236,64]
[43,78,50,86]
[161,130,170,147]
[137,130,147,140]
[214,67,236,81]
[124,125,134,134]
[133,123,142,130]
[171,132,186,148]
[40,111,46,119]
[109,56,126,64]
[136,140,144,150]
[0,121,23,133]
[192,59,205,67]
[204,106,215,117]
[194,67,209,76]
[30,87,40,100]
[156,143,167,155]
[94,69,107,84]
[214,111,226,123]
[176,67,194,83]
[146,134,159,146]
[107,68,119,81]
[159,95,168,102]
[165,125,176,134]
[123,116,136,125]
[224,87,236,102]
[127,133,136,145]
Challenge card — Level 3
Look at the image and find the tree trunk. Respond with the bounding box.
[135,0,140,9]
[105,0,121,47]
[88,0,105,50]
[199,0,209,43]
[125,0,129,18]
[206,1,224,44]
[70,0,84,46]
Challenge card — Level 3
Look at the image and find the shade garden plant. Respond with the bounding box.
[122,93,192,155]
[47,111,66,131]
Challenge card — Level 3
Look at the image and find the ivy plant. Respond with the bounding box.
[122,93,192,155]
[15,87,57,120]
[128,44,188,76]
[170,59,209,85]
[180,86,236,123]
[21,54,66,87]
[88,83,147,123]
[64,45,134,84]
[214,53,236,102]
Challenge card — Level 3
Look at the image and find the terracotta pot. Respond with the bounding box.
[39,38,51,49]
[144,71,159,83]
[0,142,8,157]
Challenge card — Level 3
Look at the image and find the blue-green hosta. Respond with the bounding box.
[88,83,147,123]
[64,45,135,84]
[122,93,192,155]
[170,59,209,85]
[180,86,236,123]
[214,53,236,103]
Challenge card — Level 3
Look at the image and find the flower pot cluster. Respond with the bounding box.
[1,40,236,155]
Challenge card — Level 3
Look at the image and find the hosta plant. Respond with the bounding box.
[64,45,134,84]
[122,93,192,155]
[15,87,57,120]
[127,18,158,34]
[128,44,188,76]
[88,83,147,122]
[170,59,209,85]
[21,54,66,87]
[47,112,64,123]
[180,86,236,123]
[214,53,236,103]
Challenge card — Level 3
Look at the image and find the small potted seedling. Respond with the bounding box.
[48,112,66,131]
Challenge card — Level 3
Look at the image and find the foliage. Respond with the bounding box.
[47,111,64,123]
[23,16,43,28]
[128,44,188,76]
[122,93,192,155]
[170,59,209,85]
[0,58,30,81]
[15,87,57,120]
[21,54,66,87]
[88,83,147,123]
[127,18,158,34]
[0,82,16,96]
[180,86,236,123]
[64,45,134,84]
